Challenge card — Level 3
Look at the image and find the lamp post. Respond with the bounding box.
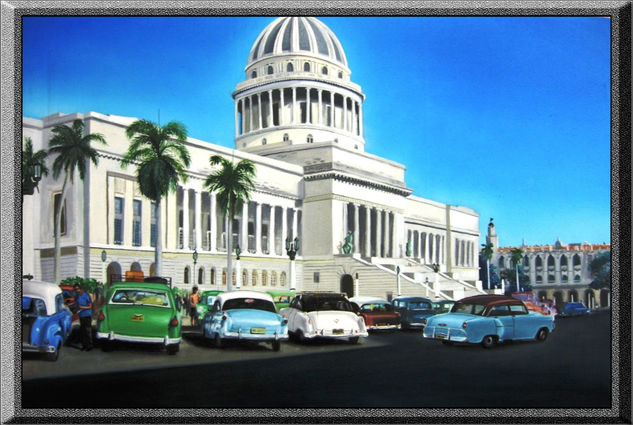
[192,249,198,286]
[354,272,359,297]
[235,245,241,289]
[396,265,401,297]
[432,263,440,298]
[286,237,299,291]
[101,250,107,285]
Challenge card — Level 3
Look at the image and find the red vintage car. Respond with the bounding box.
[349,296,400,330]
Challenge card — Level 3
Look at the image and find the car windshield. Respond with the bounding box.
[110,289,170,307]
[202,295,217,305]
[361,303,393,312]
[408,301,431,310]
[304,297,353,312]
[451,302,486,316]
[223,298,276,313]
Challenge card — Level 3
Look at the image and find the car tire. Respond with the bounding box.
[349,336,359,344]
[297,329,306,344]
[46,342,60,362]
[272,340,281,352]
[166,344,179,355]
[481,335,496,349]
[214,333,223,349]
[536,328,549,342]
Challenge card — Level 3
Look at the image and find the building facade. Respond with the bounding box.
[22,17,485,301]
[485,221,610,308]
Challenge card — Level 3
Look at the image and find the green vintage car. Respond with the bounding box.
[196,290,224,320]
[266,290,296,312]
[96,277,181,354]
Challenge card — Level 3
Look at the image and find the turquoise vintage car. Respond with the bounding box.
[423,295,555,348]
[201,290,288,351]
[95,276,181,354]
[22,280,73,361]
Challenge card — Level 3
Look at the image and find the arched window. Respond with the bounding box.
[303,62,310,72]
[232,271,236,286]
[242,270,248,286]
[286,63,294,72]
[307,134,313,143]
[252,270,258,286]
[283,133,289,142]
[321,66,328,75]
[561,274,568,283]
[222,269,227,286]
[498,256,505,269]
[523,256,529,267]
[251,70,257,79]
[198,267,204,285]
[536,275,543,283]
[184,267,190,284]
[262,270,268,286]
[547,255,555,269]
[573,254,581,267]
[262,138,267,145]
[574,274,581,283]
[210,268,216,285]
[280,272,287,287]
[267,65,274,75]
[271,271,277,286]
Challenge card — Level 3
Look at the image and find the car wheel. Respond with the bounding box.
[46,343,60,362]
[297,330,306,344]
[272,340,281,352]
[166,344,179,355]
[536,328,549,342]
[214,333,223,349]
[349,336,359,344]
[202,324,207,339]
[481,335,496,349]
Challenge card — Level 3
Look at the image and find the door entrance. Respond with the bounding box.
[340,274,354,298]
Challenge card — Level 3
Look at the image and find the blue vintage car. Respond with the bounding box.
[22,280,73,361]
[201,290,288,351]
[423,295,555,348]
[392,296,436,330]
[559,302,591,317]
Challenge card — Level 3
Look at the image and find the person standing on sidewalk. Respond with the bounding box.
[189,287,200,327]
[74,283,93,351]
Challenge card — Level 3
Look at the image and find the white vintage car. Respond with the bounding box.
[280,292,368,343]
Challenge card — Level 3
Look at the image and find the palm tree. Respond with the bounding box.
[121,119,191,277]
[48,119,107,283]
[22,137,49,199]
[510,247,525,292]
[204,155,256,291]
[481,242,495,290]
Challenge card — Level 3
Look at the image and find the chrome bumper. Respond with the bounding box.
[96,331,181,345]
[22,343,56,353]
[222,330,289,341]
[423,326,468,342]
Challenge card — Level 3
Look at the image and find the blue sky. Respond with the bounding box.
[22,16,611,248]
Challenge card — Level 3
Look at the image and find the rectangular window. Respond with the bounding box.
[313,272,320,283]
[114,196,124,245]
[150,202,157,248]
[53,193,66,236]
[132,199,142,246]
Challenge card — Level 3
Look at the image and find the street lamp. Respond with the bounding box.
[396,265,401,297]
[234,245,241,289]
[192,249,198,286]
[101,250,107,285]
[431,263,440,298]
[286,237,299,290]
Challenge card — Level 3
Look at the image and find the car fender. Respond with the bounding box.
[43,318,63,347]
[467,318,502,343]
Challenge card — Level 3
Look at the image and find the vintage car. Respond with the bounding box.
[423,294,555,348]
[431,300,455,315]
[391,296,436,330]
[349,296,400,330]
[22,280,73,361]
[511,292,557,316]
[280,292,368,343]
[201,290,288,351]
[559,302,591,317]
[95,275,181,354]
[196,290,224,321]
[266,290,296,312]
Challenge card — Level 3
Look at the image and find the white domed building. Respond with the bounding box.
[22,17,485,301]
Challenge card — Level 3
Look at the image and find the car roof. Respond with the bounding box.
[23,280,62,316]
[108,281,173,292]
[458,294,524,306]
[298,291,346,297]
[349,296,390,305]
[392,296,432,302]
[217,290,273,304]
[201,290,224,296]
[266,289,296,296]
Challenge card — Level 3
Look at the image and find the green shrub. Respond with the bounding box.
[59,276,103,294]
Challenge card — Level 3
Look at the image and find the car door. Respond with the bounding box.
[509,304,532,339]
[488,304,513,340]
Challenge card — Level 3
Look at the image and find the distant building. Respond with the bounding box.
[486,221,610,308]
[22,17,486,301]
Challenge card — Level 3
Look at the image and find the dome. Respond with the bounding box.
[248,17,348,68]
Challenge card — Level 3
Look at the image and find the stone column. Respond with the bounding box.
[249,96,254,133]
[292,87,297,124]
[391,212,398,258]
[292,208,298,243]
[343,96,348,132]
[307,88,312,124]
[318,89,323,125]
[280,89,285,126]
[268,90,273,127]
[255,202,262,254]
[384,211,390,258]
[182,188,189,250]
[554,255,561,284]
[353,204,360,255]
[209,192,216,252]
[364,205,371,257]
[257,92,263,130]
[330,92,336,128]
[376,209,382,257]
[269,206,276,255]
[241,202,248,252]
[359,102,363,137]
[194,189,202,250]
[342,203,348,240]
[281,207,288,254]
[234,99,239,137]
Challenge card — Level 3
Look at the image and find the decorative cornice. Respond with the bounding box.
[304,171,412,197]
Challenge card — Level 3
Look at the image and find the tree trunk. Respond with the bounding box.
[515,266,520,292]
[54,174,69,283]
[486,259,491,290]
[226,210,233,292]
[155,197,163,276]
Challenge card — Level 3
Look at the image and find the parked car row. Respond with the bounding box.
[24,276,591,360]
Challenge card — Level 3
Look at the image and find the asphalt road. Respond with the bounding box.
[22,310,611,408]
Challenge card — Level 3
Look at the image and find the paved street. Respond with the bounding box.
[22,310,611,408]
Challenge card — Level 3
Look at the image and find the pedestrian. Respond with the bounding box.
[73,283,94,351]
[189,286,200,327]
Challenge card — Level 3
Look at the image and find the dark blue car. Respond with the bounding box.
[392,296,436,330]
[559,302,591,317]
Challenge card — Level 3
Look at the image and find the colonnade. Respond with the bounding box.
[178,186,300,257]
[343,202,398,258]
[496,252,589,286]
[454,238,476,267]
[407,230,446,265]
[236,86,363,138]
